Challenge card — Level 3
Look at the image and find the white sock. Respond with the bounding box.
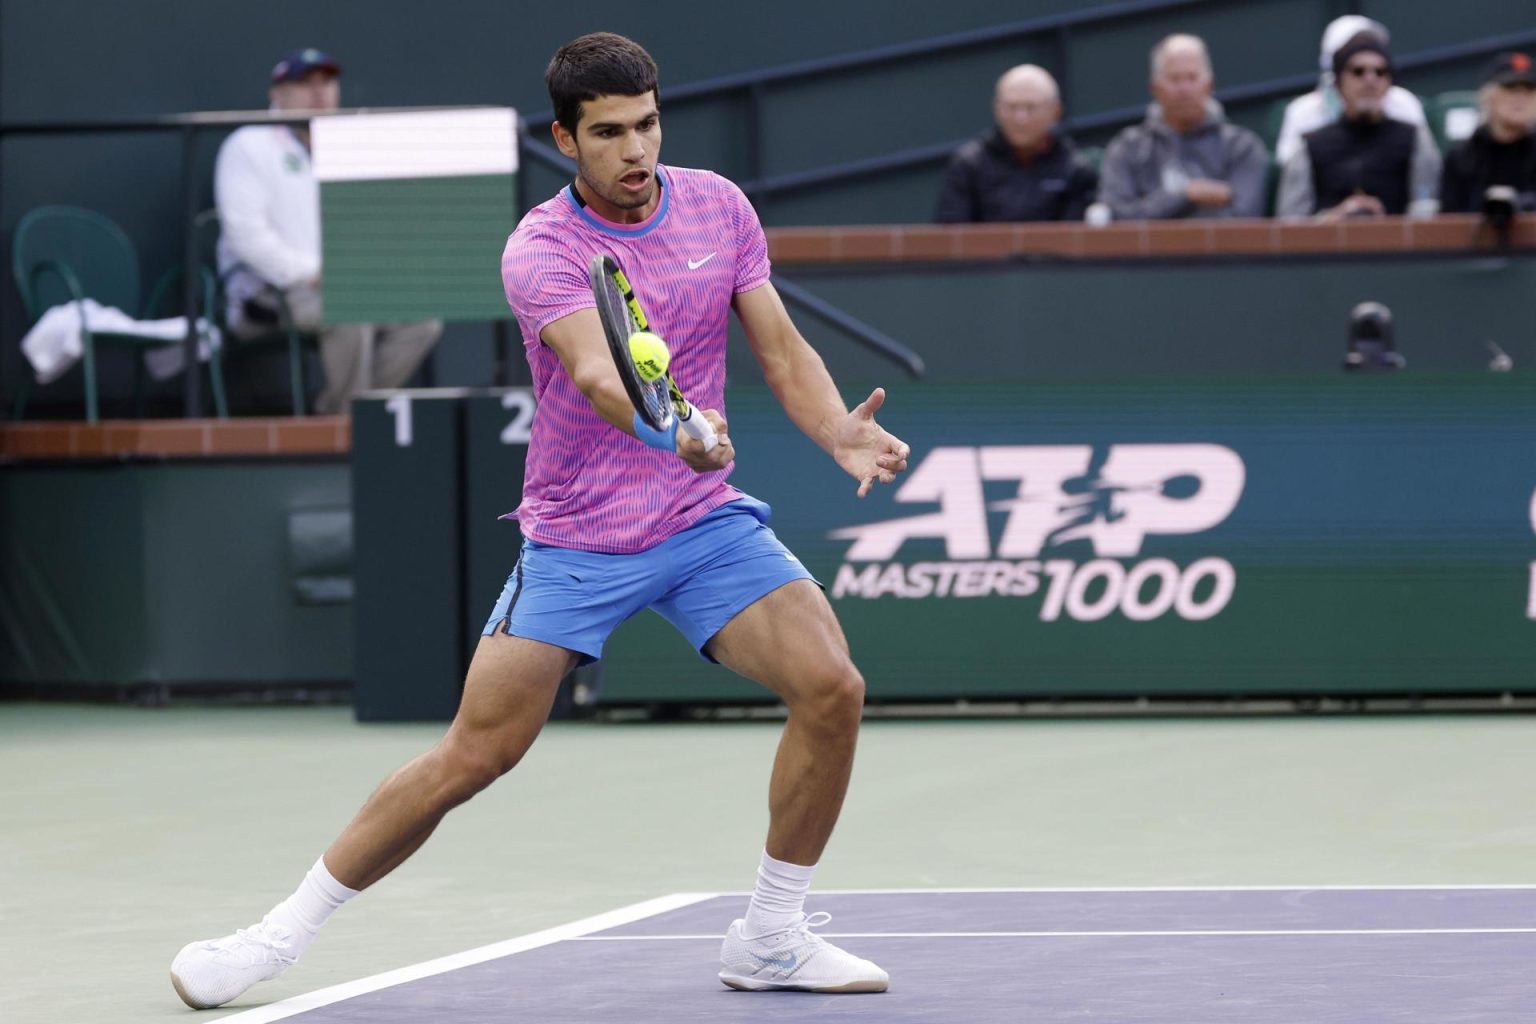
[261,857,360,957]
[742,850,817,938]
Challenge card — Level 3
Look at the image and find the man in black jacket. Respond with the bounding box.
[935,64,1098,223]
[1441,53,1536,214]
[1277,31,1442,219]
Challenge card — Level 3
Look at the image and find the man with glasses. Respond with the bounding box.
[1277,31,1442,220]
[1274,16,1428,167]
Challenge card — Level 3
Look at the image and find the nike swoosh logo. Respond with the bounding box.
[751,952,798,970]
[687,252,718,270]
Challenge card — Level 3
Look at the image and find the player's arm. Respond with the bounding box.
[734,282,908,496]
[540,308,732,470]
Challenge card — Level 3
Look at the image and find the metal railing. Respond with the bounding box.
[519,0,1230,197]
[739,26,1536,198]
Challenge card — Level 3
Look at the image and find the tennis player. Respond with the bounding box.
[170,31,908,1008]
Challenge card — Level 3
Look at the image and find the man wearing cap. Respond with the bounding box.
[214,49,441,414]
[1274,15,1429,167]
[1276,31,1442,220]
[1440,53,1536,214]
[934,64,1099,223]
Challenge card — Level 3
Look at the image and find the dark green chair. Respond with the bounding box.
[1427,90,1481,152]
[198,209,319,416]
[11,205,228,421]
[1262,95,1294,155]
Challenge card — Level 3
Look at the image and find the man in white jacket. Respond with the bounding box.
[1274,16,1428,166]
[215,48,441,415]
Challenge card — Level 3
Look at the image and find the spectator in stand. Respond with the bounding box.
[215,48,442,415]
[1440,52,1536,214]
[1276,31,1442,220]
[1098,34,1269,220]
[934,65,1098,223]
[1275,15,1428,166]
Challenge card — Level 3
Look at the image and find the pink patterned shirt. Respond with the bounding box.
[501,165,772,554]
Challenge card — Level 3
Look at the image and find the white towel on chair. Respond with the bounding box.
[20,299,221,385]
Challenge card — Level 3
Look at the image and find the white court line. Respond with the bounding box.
[210,886,1536,1021]
[806,884,1536,894]
[214,892,720,1024]
[574,927,1536,940]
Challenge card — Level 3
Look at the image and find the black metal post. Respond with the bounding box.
[1055,26,1073,114]
[744,81,766,208]
[178,124,202,418]
[492,319,514,386]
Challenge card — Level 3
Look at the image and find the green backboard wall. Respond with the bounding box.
[315,108,518,325]
[0,459,353,691]
[597,374,1536,704]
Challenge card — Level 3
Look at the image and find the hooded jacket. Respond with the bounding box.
[1098,99,1270,220]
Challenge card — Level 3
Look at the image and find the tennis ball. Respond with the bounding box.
[628,331,670,382]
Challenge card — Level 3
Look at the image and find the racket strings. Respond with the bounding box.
[595,266,670,431]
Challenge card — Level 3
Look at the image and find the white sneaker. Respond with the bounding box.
[719,912,889,993]
[170,918,299,1009]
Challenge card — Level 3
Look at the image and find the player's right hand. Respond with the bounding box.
[678,409,733,472]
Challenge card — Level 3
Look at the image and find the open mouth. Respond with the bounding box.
[619,169,651,192]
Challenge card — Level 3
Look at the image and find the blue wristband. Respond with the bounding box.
[633,410,679,452]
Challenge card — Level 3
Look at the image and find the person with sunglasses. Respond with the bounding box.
[1277,31,1442,221]
[1274,16,1429,168]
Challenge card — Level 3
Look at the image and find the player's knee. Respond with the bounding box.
[434,740,516,806]
[801,660,866,728]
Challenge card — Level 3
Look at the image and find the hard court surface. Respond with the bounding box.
[222,886,1536,1023]
[7,704,1536,1024]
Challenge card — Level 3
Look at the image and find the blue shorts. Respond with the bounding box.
[481,497,817,665]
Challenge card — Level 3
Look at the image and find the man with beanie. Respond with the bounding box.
[1098,34,1269,220]
[215,48,442,414]
[1276,31,1442,220]
[1441,53,1536,214]
[1275,15,1428,166]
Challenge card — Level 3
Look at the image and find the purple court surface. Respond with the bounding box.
[219,887,1536,1023]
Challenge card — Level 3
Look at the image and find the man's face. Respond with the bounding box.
[554,92,662,216]
[1151,50,1211,128]
[993,77,1060,151]
[1338,53,1391,117]
[271,70,341,112]
[1488,82,1536,135]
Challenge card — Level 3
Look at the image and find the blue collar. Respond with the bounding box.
[563,167,670,238]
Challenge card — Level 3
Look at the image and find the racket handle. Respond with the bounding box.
[677,405,717,452]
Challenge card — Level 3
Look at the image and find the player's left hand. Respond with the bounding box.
[834,387,910,498]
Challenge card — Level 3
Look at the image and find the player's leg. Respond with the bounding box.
[171,539,649,1009]
[170,632,575,1010]
[706,580,887,993]
[647,499,886,992]
[707,579,862,867]
[324,632,576,890]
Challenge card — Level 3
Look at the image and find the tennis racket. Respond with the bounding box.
[589,253,717,452]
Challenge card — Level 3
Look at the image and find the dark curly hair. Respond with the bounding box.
[546,33,660,134]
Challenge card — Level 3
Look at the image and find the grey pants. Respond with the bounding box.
[232,284,443,415]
